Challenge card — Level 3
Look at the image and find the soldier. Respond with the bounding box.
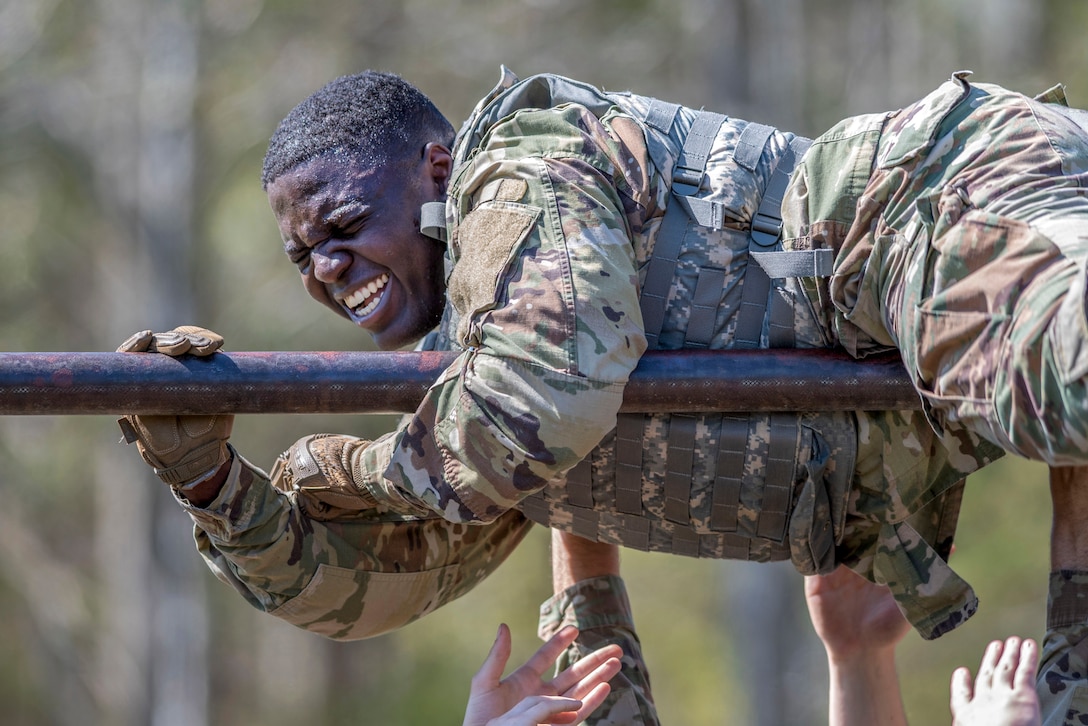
[117,66,1088,720]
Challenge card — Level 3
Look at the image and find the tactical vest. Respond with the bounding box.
[428,74,852,575]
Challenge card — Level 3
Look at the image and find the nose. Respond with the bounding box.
[311,243,350,283]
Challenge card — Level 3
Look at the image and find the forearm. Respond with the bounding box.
[179,449,323,610]
[1041,467,1088,723]
[1049,465,1088,571]
[551,529,620,592]
[180,446,534,640]
[826,649,908,726]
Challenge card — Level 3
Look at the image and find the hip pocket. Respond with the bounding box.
[1048,257,1088,385]
[909,305,1007,432]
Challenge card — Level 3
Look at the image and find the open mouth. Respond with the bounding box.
[343,273,389,317]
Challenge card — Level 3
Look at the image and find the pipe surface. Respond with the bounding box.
[0,349,919,415]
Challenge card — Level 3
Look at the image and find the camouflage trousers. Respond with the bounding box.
[793,73,1088,466]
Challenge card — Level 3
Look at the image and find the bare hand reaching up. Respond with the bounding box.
[463,623,622,726]
[950,637,1041,726]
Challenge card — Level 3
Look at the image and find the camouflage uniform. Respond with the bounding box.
[177,451,533,640]
[782,71,1088,465]
[1041,571,1088,725]
[538,575,659,726]
[430,68,999,639]
[179,68,1088,647]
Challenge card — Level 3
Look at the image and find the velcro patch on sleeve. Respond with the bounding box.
[448,203,539,345]
[494,178,528,202]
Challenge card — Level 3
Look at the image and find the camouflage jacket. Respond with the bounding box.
[1040,571,1088,725]
[431,68,1000,639]
[539,576,659,726]
[178,68,1005,642]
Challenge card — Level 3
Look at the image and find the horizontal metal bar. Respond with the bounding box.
[0,349,919,415]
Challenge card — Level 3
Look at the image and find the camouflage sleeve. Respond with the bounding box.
[175,445,534,641]
[1039,570,1088,725]
[538,575,659,726]
[358,103,649,523]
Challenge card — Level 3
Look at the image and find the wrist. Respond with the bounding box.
[175,455,232,507]
[827,649,907,726]
[827,645,901,694]
[826,642,898,677]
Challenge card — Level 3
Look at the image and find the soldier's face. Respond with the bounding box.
[267,147,450,350]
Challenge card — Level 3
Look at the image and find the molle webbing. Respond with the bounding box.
[519,411,809,560]
[542,100,829,559]
[635,102,827,353]
[734,133,815,349]
[639,104,729,350]
[609,105,809,554]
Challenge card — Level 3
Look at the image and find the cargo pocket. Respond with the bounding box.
[910,306,1006,433]
[905,210,1059,433]
[1049,257,1088,385]
[788,414,853,575]
[271,563,456,641]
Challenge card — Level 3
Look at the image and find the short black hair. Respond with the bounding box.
[261,71,454,188]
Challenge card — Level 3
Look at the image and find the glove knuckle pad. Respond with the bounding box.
[181,416,217,439]
[278,434,375,518]
[139,417,184,456]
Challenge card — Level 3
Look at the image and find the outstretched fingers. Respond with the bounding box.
[567,681,614,722]
[950,664,975,715]
[949,637,1042,726]
[993,637,1024,689]
[976,639,1004,692]
[516,625,582,682]
[549,644,623,697]
[473,624,514,689]
[499,695,585,725]
[1012,638,1039,692]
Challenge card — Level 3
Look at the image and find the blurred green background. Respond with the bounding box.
[1,0,1082,723]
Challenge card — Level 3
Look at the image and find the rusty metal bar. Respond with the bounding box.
[0,349,919,415]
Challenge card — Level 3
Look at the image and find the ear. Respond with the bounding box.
[421,142,452,197]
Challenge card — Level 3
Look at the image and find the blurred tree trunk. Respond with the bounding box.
[88,0,206,724]
[720,560,826,725]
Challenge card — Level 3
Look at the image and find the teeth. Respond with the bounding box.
[357,294,381,317]
[344,273,389,314]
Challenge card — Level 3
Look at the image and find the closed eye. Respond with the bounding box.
[331,217,365,239]
[284,243,312,268]
[326,204,368,239]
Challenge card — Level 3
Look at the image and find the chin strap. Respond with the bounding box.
[420,202,447,243]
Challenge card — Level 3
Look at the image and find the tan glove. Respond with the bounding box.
[270,434,378,520]
[116,326,234,488]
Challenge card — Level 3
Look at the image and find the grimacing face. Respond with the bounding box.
[266,145,451,350]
